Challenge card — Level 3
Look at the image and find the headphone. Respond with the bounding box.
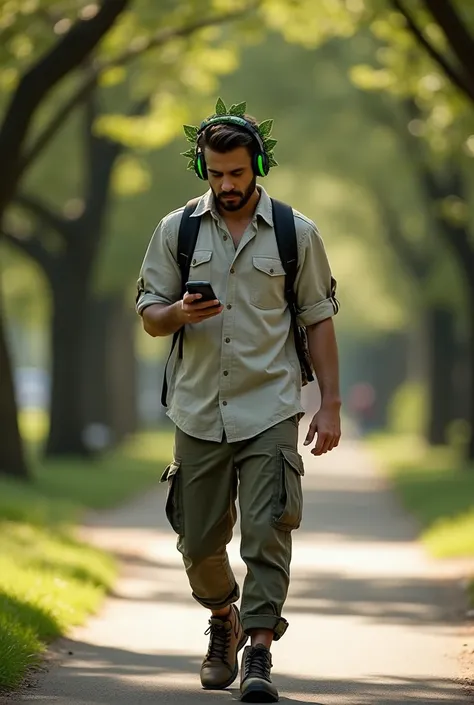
[194,115,270,181]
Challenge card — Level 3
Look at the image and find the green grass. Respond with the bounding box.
[368,433,474,604]
[369,433,474,558]
[0,423,174,691]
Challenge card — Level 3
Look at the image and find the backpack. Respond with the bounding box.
[161,197,315,407]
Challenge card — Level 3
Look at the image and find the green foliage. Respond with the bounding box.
[387,381,428,436]
[368,433,474,564]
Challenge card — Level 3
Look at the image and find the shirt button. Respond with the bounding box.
[230,267,235,274]
[225,337,230,343]
[223,370,229,376]
[192,259,196,265]
[270,268,274,274]
[227,304,232,310]
[223,235,228,241]
[222,400,228,406]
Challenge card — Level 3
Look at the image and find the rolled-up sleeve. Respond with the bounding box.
[135,215,182,316]
[295,222,339,327]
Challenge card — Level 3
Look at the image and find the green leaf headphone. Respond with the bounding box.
[181,98,279,181]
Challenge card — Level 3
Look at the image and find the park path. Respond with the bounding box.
[8,415,474,704]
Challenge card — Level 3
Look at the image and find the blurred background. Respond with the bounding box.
[1,0,474,469]
[1,2,474,691]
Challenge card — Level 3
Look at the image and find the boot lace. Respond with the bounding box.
[204,620,231,664]
[244,646,272,682]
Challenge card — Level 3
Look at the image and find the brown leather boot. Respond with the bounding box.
[240,644,279,702]
[200,605,248,689]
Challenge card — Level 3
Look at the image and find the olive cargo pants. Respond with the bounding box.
[160,416,304,640]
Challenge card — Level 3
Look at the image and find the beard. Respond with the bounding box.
[214,176,257,212]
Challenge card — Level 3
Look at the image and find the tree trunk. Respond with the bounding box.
[82,295,137,446]
[45,268,90,457]
[467,284,474,461]
[425,305,457,445]
[108,297,138,440]
[0,301,28,478]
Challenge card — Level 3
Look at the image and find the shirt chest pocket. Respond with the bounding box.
[250,256,286,310]
[188,250,213,282]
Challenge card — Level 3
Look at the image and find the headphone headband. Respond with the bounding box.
[197,115,265,152]
[194,113,270,180]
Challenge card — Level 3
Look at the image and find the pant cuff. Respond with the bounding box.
[191,582,240,610]
[241,614,289,641]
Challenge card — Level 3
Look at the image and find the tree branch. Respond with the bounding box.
[389,0,474,103]
[0,0,131,214]
[21,2,259,173]
[0,224,55,277]
[14,192,73,240]
[423,0,474,85]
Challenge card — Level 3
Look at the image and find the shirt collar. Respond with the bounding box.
[190,185,274,227]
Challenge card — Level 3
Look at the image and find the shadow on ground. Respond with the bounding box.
[14,641,470,705]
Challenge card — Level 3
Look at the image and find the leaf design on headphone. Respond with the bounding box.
[229,102,246,116]
[264,138,278,151]
[181,102,279,173]
[183,125,198,143]
[215,97,227,115]
[180,147,196,159]
[258,119,273,137]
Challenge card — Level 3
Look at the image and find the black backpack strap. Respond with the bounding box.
[161,197,202,407]
[272,198,314,384]
[271,199,298,299]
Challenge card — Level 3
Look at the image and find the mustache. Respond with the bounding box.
[218,191,242,199]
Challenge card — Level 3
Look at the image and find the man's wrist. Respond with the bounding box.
[172,300,185,327]
[320,396,341,410]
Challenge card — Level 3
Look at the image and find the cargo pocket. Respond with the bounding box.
[271,446,304,532]
[160,461,183,535]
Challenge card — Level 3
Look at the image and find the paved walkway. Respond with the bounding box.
[9,418,474,704]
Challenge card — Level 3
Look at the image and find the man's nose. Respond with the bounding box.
[221,178,234,192]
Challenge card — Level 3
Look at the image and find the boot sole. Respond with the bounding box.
[240,681,279,703]
[201,632,249,691]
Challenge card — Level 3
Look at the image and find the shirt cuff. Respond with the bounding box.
[296,297,339,327]
[136,292,169,315]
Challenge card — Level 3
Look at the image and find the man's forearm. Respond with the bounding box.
[306,318,341,408]
[142,302,184,337]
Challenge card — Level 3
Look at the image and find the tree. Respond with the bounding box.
[260,0,474,458]
[389,0,474,106]
[1,0,261,457]
[0,0,131,478]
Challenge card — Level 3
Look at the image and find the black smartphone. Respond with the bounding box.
[185,280,220,304]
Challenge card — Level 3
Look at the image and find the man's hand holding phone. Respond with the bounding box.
[180,281,223,325]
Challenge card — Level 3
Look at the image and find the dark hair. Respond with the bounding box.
[197,114,259,155]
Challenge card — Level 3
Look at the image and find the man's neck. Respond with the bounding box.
[217,188,260,222]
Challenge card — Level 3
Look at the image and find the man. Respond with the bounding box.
[135,99,341,702]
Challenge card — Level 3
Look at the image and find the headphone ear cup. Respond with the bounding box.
[253,151,269,177]
[194,152,208,180]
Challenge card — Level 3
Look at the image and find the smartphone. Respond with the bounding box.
[185,280,220,304]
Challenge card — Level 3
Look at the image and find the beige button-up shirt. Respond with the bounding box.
[136,186,338,442]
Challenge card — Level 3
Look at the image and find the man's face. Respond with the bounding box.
[205,146,256,212]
